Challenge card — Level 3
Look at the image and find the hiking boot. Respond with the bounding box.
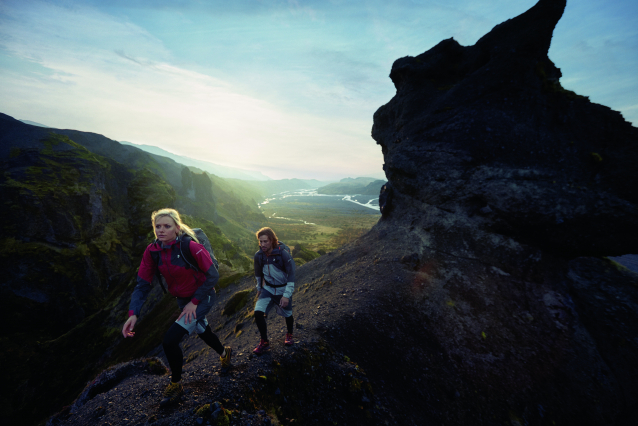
[160,381,183,406]
[284,333,294,346]
[220,346,232,368]
[253,339,270,355]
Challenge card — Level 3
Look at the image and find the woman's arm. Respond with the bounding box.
[281,249,296,299]
[254,252,263,294]
[123,244,154,337]
[128,245,155,317]
[122,315,137,338]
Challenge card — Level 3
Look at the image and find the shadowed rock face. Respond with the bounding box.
[369,0,638,424]
[373,0,638,257]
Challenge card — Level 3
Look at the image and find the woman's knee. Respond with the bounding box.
[254,310,264,319]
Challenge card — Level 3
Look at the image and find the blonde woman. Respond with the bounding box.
[122,208,231,405]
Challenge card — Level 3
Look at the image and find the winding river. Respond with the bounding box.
[258,189,380,224]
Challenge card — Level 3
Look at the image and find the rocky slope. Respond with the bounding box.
[44,235,431,426]
[47,228,638,426]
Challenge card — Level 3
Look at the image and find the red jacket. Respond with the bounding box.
[128,237,219,317]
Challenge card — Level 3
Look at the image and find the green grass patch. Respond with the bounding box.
[259,197,379,252]
[222,289,252,317]
[218,272,252,290]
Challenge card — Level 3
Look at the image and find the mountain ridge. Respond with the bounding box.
[119,141,273,181]
[317,178,386,195]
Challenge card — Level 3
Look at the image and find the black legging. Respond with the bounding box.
[254,311,294,341]
[163,323,224,382]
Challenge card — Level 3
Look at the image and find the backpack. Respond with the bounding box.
[276,241,292,258]
[152,228,219,294]
[257,241,292,289]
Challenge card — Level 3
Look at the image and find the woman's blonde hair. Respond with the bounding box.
[151,208,199,243]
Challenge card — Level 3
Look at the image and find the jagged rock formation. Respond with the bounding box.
[368,0,638,424]
[374,0,637,256]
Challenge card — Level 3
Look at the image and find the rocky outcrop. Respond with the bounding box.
[373,0,638,257]
[369,0,638,424]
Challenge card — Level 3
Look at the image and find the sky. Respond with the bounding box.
[1,0,637,180]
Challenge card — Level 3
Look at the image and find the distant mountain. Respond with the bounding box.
[19,119,51,127]
[227,177,331,199]
[120,141,271,181]
[338,177,378,184]
[317,178,386,195]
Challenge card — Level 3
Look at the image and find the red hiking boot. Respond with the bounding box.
[285,333,294,346]
[253,339,270,355]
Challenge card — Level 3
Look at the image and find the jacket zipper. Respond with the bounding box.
[266,256,281,296]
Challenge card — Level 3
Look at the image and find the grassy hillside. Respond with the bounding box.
[0,115,265,426]
[259,194,381,253]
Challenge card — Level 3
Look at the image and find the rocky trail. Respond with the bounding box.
[48,231,425,426]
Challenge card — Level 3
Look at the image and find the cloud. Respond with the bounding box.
[114,50,148,67]
[0,1,384,179]
[1,0,636,180]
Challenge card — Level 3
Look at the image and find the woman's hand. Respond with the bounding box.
[122,315,137,338]
[279,297,289,309]
[178,302,197,324]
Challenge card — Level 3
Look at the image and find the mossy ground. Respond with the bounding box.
[222,289,253,317]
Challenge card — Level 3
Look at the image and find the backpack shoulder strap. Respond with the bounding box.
[150,248,167,294]
[179,235,200,272]
[257,250,267,267]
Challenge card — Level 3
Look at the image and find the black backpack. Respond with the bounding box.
[152,228,219,294]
